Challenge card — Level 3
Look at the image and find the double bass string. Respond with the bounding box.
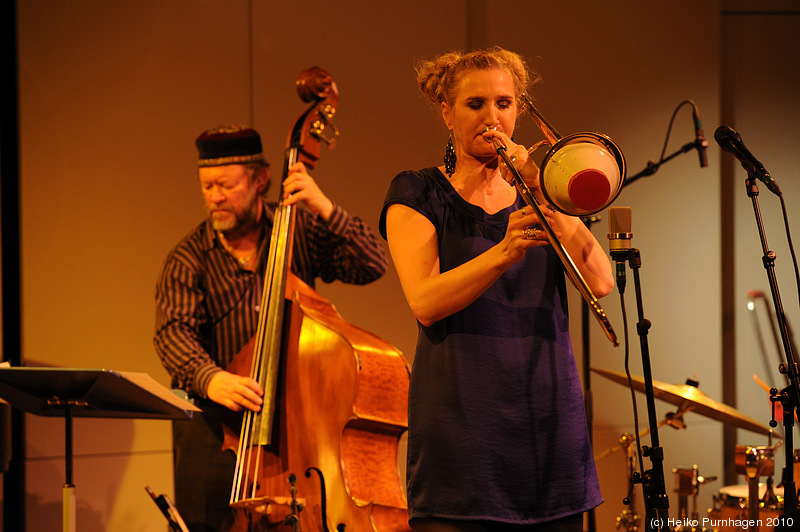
[231,202,283,504]
[230,146,300,505]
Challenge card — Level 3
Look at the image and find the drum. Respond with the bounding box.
[710,483,783,531]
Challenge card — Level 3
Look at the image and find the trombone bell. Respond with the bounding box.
[540,132,626,216]
[521,93,626,216]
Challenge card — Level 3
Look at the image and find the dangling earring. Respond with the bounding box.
[444,133,456,177]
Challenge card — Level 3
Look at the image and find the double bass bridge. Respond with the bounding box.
[229,495,305,518]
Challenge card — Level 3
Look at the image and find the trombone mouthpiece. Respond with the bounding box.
[484,126,502,146]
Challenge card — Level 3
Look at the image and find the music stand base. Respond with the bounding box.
[63,484,76,532]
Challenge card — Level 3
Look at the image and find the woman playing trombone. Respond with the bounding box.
[379,47,614,532]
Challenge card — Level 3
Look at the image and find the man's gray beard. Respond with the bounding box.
[210,196,261,235]
[210,216,236,232]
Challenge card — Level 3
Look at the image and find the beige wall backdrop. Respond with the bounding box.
[2,1,799,531]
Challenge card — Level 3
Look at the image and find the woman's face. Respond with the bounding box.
[442,67,518,162]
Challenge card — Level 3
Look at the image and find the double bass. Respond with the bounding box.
[223,67,411,532]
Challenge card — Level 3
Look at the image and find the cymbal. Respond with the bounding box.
[592,367,778,437]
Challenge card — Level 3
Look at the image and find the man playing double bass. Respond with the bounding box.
[154,125,388,531]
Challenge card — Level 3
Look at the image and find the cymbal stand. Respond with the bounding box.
[615,247,670,531]
[742,175,800,517]
[595,408,690,463]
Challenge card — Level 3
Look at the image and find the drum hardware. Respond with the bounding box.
[615,508,640,532]
[615,431,641,532]
[706,442,785,532]
[593,368,784,530]
[759,433,782,510]
[672,465,717,531]
[598,410,695,531]
[742,443,782,530]
[595,407,692,463]
[709,483,784,532]
[746,446,766,527]
[762,475,780,510]
[665,409,688,430]
[754,374,797,426]
[735,442,781,479]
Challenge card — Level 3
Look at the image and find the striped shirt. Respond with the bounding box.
[154,201,387,398]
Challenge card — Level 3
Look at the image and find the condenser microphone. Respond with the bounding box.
[608,206,632,292]
[714,125,781,195]
[608,206,632,258]
[692,103,709,168]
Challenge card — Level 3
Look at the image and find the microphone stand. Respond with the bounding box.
[615,248,671,531]
[744,175,800,520]
[624,139,704,188]
[600,133,703,531]
[579,128,701,532]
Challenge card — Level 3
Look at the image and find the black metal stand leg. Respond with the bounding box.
[581,215,596,532]
[770,386,798,524]
[62,404,76,532]
[627,250,670,531]
[780,392,797,514]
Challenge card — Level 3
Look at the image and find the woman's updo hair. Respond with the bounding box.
[416,46,540,109]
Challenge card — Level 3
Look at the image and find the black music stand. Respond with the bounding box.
[0,367,200,532]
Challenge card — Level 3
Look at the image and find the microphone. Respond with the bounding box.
[714,125,781,195]
[608,206,632,293]
[692,103,709,168]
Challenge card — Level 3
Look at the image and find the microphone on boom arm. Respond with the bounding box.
[692,103,709,168]
[714,125,781,195]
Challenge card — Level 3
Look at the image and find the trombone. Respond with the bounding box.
[494,93,626,346]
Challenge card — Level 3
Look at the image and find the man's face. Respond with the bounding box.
[198,164,266,233]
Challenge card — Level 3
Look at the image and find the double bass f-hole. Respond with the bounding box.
[281,469,347,532]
